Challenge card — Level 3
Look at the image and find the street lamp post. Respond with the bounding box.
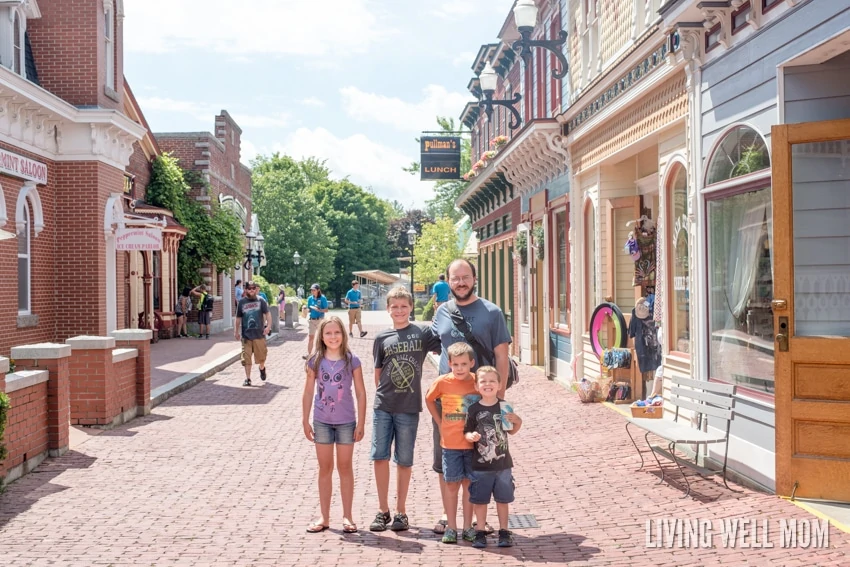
[243,231,264,274]
[302,258,308,291]
[511,0,569,79]
[478,61,523,130]
[407,226,417,321]
[293,251,300,290]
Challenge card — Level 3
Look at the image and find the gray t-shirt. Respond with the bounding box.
[431,298,512,374]
[373,323,441,414]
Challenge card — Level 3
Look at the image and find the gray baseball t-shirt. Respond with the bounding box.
[431,297,512,374]
[372,323,441,414]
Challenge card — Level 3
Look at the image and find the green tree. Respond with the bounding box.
[413,217,463,285]
[146,153,243,288]
[404,116,472,223]
[311,179,395,304]
[251,153,337,289]
[387,209,433,261]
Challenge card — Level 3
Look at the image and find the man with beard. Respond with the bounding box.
[235,281,271,386]
[429,258,511,535]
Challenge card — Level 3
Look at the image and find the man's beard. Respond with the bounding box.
[451,285,474,302]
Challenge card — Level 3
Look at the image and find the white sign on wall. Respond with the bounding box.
[0,148,48,184]
[115,227,163,251]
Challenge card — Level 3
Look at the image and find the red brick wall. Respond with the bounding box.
[112,356,137,420]
[27,0,122,109]
[0,145,59,355]
[67,348,108,425]
[2,381,49,475]
[127,142,152,202]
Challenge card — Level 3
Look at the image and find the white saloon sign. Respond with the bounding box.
[0,148,48,184]
[115,227,162,251]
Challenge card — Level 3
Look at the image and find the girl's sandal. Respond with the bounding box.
[343,520,358,534]
[306,522,329,533]
[433,519,448,534]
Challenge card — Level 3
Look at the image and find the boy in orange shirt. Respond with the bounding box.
[425,342,480,544]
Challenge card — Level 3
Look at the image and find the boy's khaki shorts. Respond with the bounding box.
[348,308,362,325]
[241,338,267,366]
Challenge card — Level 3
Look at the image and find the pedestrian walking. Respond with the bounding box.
[234,279,243,311]
[235,281,271,386]
[429,258,512,534]
[301,316,367,534]
[431,274,450,311]
[304,283,328,359]
[464,366,522,548]
[343,280,367,338]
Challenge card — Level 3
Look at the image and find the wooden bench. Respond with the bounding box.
[625,376,737,497]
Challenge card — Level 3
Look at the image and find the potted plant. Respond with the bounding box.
[514,231,528,266]
[491,135,508,150]
[532,223,545,260]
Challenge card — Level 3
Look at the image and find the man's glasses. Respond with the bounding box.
[449,276,474,284]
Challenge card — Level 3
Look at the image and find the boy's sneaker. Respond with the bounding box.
[369,511,391,532]
[441,527,458,544]
[349,332,353,338]
[242,378,251,387]
[360,331,367,337]
[259,368,267,382]
[389,513,409,531]
[472,530,488,548]
[497,529,515,547]
[462,527,476,542]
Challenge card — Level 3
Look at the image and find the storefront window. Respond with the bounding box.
[18,201,30,313]
[669,165,689,352]
[706,126,770,185]
[153,251,162,311]
[708,187,774,394]
[555,210,569,326]
[584,201,597,326]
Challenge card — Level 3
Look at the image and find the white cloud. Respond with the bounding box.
[340,85,472,133]
[299,97,326,108]
[240,139,259,167]
[137,97,290,128]
[124,0,390,57]
[269,127,434,206]
[452,50,478,68]
[433,1,476,18]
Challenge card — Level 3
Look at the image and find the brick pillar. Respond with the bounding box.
[0,356,8,392]
[10,343,72,457]
[111,330,152,416]
[65,336,116,426]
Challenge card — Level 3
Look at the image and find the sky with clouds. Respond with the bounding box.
[124,0,516,209]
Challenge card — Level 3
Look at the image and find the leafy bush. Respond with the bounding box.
[0,391,10,473]
[250,274,276,305]
[422,296,436,321]
[415,299,427,310]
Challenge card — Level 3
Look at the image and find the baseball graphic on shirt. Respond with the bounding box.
[390,358,415,392]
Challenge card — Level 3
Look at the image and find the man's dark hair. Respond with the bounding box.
[246,280,259,289]
[438,274,445,281]
[446,258,476,279]
[235,280,242,286]
[352,280,359,286]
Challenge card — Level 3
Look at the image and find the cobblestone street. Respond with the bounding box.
[1,320,848,566]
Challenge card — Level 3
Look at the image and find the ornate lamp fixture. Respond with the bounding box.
[243,230,265,271]
[478,61,523,130]
[512,0,569,80]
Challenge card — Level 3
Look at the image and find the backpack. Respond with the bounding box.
[447,300,519,388]
[202,294,214,312]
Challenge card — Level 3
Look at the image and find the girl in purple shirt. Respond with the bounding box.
[302,316,366,534]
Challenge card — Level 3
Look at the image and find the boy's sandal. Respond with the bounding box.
[343,520,358,533]
[472,521,495,535]
[433,519,448,534]
[306,522,329,533]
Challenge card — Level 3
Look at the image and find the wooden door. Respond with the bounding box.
[535,256,545,365]
[772,118,850,502]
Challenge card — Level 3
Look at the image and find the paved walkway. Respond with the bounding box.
[1,318,849,566]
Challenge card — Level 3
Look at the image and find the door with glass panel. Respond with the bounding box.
[772,118,850,502]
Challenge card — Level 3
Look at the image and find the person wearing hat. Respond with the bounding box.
[628,297,661,375]
[304,283,328,359]
[277,285,287,321]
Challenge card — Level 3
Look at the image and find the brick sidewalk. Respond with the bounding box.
[0,322,847,566]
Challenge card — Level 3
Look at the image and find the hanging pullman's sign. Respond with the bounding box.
[115,227,163,251]
[420,136,461,180]
[0,148,48,184]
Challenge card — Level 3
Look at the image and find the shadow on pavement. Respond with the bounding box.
[161,379,289,407]
[94,412,175,438]
[349,532,426,554]
[0,450,97,530]
[642,469,746,503]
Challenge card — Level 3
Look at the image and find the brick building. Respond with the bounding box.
[156,111,255,331]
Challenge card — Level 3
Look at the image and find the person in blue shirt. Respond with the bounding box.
[344,280,368,339]
[431,274,451,312]
[304,283,329,359]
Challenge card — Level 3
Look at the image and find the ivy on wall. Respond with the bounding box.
[145,154,244,289]
[0,391,10,487]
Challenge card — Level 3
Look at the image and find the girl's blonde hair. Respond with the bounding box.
[309,315,353,374]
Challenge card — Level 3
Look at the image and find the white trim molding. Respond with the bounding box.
[15,180,42,235]
[0,180,6,226]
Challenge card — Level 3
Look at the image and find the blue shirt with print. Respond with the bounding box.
[345,288,362,309]
[308,295,328,319]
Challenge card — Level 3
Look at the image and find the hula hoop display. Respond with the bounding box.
[589,302,627,358]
